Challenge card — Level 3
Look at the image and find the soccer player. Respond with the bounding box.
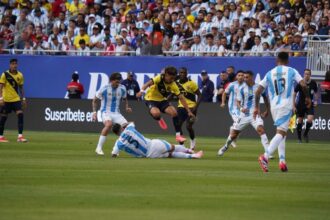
[293,69,318,143]
[0,59,27,143]
[136,66,195,143]
[111,122,204,159]
[218,70,270,156]
[254,52,311,172]
[176,67,202,149]
[92,72,132,155]
[220,70,245,148]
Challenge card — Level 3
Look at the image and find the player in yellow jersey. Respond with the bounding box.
[136,66,195,143]
[0,59,27,143]
[176,67,202,149]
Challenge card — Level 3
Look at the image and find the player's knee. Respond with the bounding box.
[257,126,265,135]
[150,109,161,118]
[16,110,23,115]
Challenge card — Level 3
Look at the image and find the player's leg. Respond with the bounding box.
[218,128,241,156]
[304,108,314,143]
[277,135,288,172]
[145,101,167,130]
[229,114,239,148]
[0,105,9,142]
[185,113,196,149]
[252,116,269,154]
[164,105,186,142]
[296,116,304,143]
[177,107,188,144]
[170,144,203,159]
[95,112,113,155]
[12,101,27,142]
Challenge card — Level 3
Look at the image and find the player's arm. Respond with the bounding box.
[92,96,100,121]
[221,90,227,108]
[111,140,120,158]
[253,85,265,119]
[178,94,195,118]
[0,83,4,106]
[261,93,270,118]
[19,85,27,109]
[192,89,202,112]
[136,79,154,98]
[123,98,132,113]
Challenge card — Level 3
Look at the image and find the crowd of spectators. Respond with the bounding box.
[0,0,329,56]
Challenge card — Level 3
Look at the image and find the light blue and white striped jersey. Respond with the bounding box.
[260,65,302,109]
[225,81,244,116]
[96,84,127,113]
[112,123,151,157]
[237,83,260,117]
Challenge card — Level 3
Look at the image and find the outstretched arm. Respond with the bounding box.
[136,80,154,98]
[92,97,100,121]
[253,85,265,119]
[221,91,227,108]
[261,93,270,118]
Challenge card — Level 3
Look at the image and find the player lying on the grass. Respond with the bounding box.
[136,66,195,143]
[111,122,204,159]
[254,52,311,173]
[218,70,271,157]
[92,72,132,155]
[175,67,202,150]
[220,70,245,148]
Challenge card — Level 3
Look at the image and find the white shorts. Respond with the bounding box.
[271,107,292,132]
[100,111,128,125]
[232,115,264,131]
[147,139,172,158]
[231,113,239,123]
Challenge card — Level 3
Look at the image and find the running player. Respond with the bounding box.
[293,69,318,143]
[218,71,270,156]
[111,122,204,159]
[220,70,245,148]
[92,72,132,155]
[136,66,195,143]
[176,67,202,149]
[0,58,27,143]
[254,52,311,172]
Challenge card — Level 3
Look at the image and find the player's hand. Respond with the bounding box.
[136,91,144,98]
[305,97,312,108]
[261,110,268,118]
[126,107,132,113]
[0,99,4,106]
[220,103,225,108]
[253,108,260,120]
[92,112,97,122]
[22,100,27,109]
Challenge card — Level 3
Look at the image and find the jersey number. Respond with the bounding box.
[274,78,286,95]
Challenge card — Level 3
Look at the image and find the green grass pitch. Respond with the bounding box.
[0,130,329,220]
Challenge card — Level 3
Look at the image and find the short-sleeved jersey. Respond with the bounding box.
[112,123,150,157]
[176,79,199,108]
[225,81,244,116]
[295,80,318,106]
[96,84,127,113]
[0,70,24,102]
[260,65,302,109]
[145,74,180,102]
[237,83,261,117]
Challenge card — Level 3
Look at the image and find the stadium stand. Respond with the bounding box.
[0,0,329,56]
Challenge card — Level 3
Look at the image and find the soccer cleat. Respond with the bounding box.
[95,148,104,155]
[231,140,237,148]
[192,150,203,159]
[17,136,28,143]
[0,137,9,143]
[258,154,269,172]
[217,146,228,156]
[176,135,186,143]
[158,118,168,130]
[268,155,275,160]
[279,162,288,172]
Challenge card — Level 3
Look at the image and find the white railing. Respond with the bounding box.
[306,35,330,80]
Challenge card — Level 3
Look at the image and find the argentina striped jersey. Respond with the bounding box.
[96,84,127,113]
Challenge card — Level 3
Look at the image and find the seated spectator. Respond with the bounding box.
[250,35,263,56]
[74,27,90,49]
[76,39,90,56]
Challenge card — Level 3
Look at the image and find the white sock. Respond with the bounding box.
[265,133,283,159]
[18,134,23,138]
[260,134,269,153]
[278,136,286,163]
[176,132,181,136]
[171,152,191,159]
[174,145,192,153]
[97,135,107,150]
[225,136,233,148]
[190,139,196,149]
[0,135,3,138]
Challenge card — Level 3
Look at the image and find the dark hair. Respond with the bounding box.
[164,66,177,76]
[277,52,289,62]
[72,73,79,81]
[112,123,122,135]
[10,58,17,63]
[236,70,245,74]
[110,72,122,81]
[79,39,86,44]
[304,68,311,73]
[245,70,254,76]
[179,67,188,74]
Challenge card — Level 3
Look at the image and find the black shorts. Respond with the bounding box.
[145,100,171,113]
[0,101,22,114]
[177,107,197,123]
[296,105,314,118]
